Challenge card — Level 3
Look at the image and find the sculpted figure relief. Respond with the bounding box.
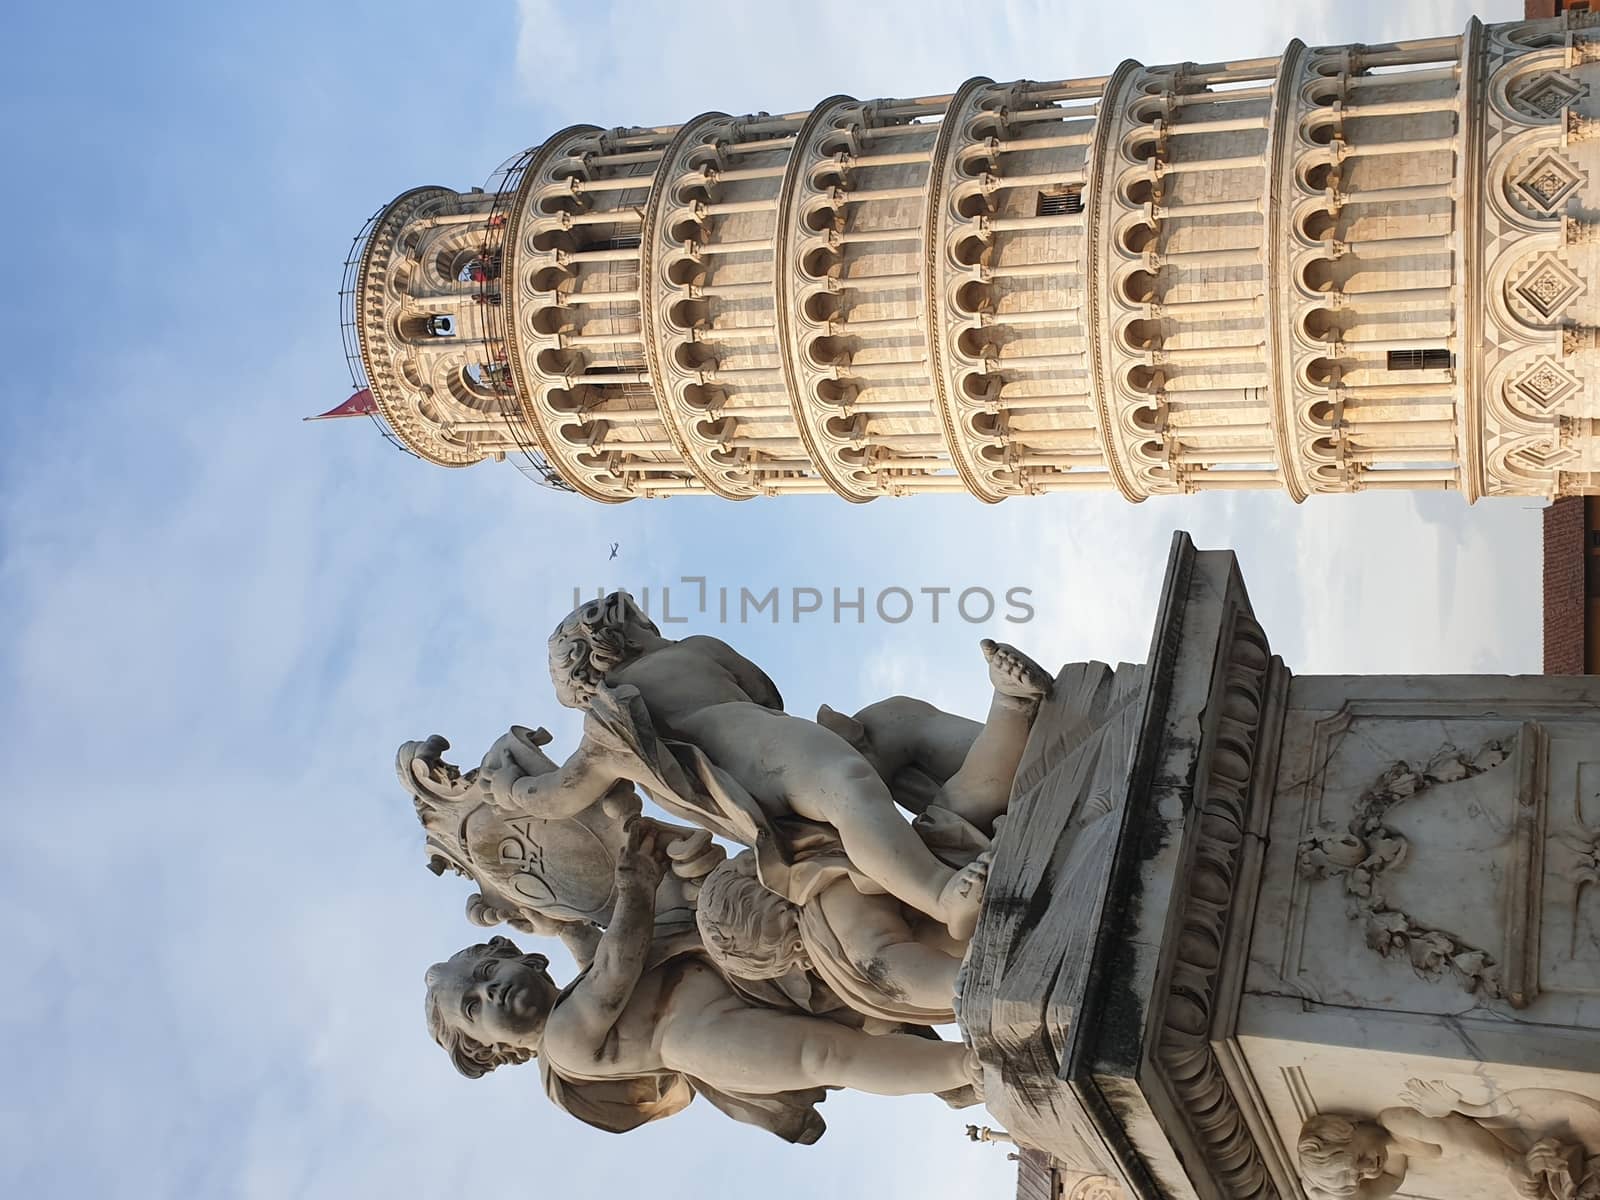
[397,724,723,965]
[695,849,966,1026]
[481,592,1050,938]
[405,591,1056,1139]
[1298,1081,1600,1200]
[426,822,981,1143]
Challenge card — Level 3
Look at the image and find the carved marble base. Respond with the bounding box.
[960,535,1284,1200]
[963,534,1600,1200]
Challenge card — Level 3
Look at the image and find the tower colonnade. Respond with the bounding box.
[343,12,1600,502]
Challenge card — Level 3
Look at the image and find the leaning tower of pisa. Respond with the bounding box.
[338,11,1600,503]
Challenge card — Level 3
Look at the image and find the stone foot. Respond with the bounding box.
[940,853,991,941]
[981,639,1053,701]
[936,1083,982,1109]
[816,703,871,753]
[913,804,991,861]
[935,1048,985,1108]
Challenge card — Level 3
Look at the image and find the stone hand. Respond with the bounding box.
[476,725,558,812]
[1400,1078,1461,1119]
[618,817,670,890]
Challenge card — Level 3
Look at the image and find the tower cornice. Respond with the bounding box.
[926,76,1006,503]
[1459,16,1489,502]
[774,94,875,502]
[1083,60,1148,503]
[500,127,612,499]
[1264,40,1312,503]
[354,185,476,468]
[637,111,755,500]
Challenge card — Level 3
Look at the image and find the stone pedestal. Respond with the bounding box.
[960,533,1600,1200]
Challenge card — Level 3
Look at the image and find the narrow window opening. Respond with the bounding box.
[1387,348,1452,371]
[1037,187,1084,217]
[593,233,642,252]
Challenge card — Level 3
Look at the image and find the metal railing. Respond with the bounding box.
[337,177,573,491]
[338,206,420,459]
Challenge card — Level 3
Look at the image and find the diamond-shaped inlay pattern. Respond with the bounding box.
[1509,357,1583,416]
[1511,71,1588,118]
[1513,439,1579,470]
[1515,149,1585,213]
[1512,252,1586,320]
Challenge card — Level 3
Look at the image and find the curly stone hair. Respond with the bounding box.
[424,937,538,1079]
[694,852,807,980]
[548,592,659,709]
[1296,1114,1368,1198]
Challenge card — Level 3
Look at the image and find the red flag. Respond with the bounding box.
[304,388,377,421]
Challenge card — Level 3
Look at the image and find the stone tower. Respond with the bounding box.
[341,11,1600,502]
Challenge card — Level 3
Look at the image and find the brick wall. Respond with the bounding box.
[1545,498,1587,674]
[1529,0,1594,674]
[1525,1,1587,19]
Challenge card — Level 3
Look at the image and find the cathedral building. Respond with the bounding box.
[339,9,1600,502]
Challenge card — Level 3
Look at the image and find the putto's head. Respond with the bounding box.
[695,852,807,981]
[424,935,558,1078]
[1297,1115,1391,1199]
[548,591,661,709]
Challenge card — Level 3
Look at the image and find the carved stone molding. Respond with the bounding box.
[1563,324,1600,356]
[1567,108,1600,145]
[1509,356,1584,416]
[1510,71,1587,120]
[1513,148,1585,213]
[1065,1174,1126,1200]
[1511,251,1587,322]
[1154,609,1277,1200]
[1565,214,1600,245]
[1296,729,1550,1008]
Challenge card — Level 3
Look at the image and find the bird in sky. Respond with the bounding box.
[609,542,619,560]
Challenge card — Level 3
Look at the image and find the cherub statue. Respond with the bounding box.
[425,820,981,1144]
[397,724,723,965]
[1400,1080,1600,1200]
[479,592,1051,940]
[694,849,963,1026]
[1297,1080,1600,1200]
[1297,1109,1525,1200]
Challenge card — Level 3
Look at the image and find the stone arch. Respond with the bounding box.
[1486,229,1570,341]
[1490,125,1582,231]
[1490,46,1582,125]
[1490,348,1574,432]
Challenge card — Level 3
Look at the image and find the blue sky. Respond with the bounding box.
[0,1,1536,1196]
